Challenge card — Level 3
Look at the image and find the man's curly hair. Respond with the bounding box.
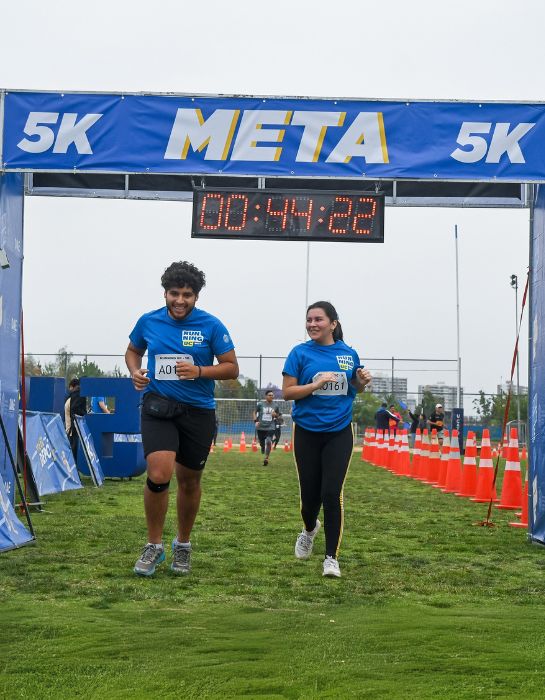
[161,261,206,294]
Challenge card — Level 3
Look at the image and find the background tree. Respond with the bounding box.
[352,392,383,430]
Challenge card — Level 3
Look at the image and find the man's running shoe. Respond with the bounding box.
[171,540,192,575]
[323,556,341,578]
[134,543,165,576]
[263,458,269,466]
[294,519,321,560]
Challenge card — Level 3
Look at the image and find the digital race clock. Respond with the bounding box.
[191,188,384,242]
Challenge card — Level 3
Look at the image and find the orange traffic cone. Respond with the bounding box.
[456,431,478,498]
[361,429,370,462]
[389,431,402,474]
[251,437,258,452]
[398,430,411,476]
[496,428,523,510]
[227,437,233,450]
[283,439,291,452]
[501,429,509,459]
[435,430,450,489]
[509,468,529,528]
[520,445,528,462]
[410,428,421,478]
[443,429,463,494]
[424,429,441,484]
[415,429,430,480]
[384,431,395,471]
[367,429,377,464]
[223,439,230,453]
[471,429,498,503]
[239,431,247,453]
[377,430,387,468]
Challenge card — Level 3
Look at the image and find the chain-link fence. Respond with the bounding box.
[23,351,527,441]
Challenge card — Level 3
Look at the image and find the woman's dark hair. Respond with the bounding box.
[306,301,343,341]
[161,261,206,294]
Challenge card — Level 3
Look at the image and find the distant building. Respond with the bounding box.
[417,382,463,412]
[497,381,528,395]
[368,373,408,402]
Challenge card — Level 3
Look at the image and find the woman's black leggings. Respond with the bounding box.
[293,423,354,558]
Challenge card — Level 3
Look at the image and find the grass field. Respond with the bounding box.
[1,449,544,699]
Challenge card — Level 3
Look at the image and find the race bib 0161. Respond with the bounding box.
[312,372,348,396]
[155,354,194,380]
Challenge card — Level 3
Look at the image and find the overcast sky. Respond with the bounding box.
[2,0,539,407]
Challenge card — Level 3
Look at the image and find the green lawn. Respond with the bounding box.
[1,450,544,699]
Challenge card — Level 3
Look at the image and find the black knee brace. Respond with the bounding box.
[146,477,170,493]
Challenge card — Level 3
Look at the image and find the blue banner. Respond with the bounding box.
[0,473,33,552]
[530,185,545,543]
[74,416,104,487]
[0,173,24,504]
[3,92,545,181]
[24,412,82,496]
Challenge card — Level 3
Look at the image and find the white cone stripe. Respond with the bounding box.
[505,460,521,472]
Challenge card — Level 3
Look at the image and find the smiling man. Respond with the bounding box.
[125,261,239,577]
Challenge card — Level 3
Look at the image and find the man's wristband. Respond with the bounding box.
[198,366,202,378]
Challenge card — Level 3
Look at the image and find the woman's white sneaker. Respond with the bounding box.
[323,556,341,577]
[294,520,321,559]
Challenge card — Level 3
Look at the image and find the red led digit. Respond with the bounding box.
[353,197,377,234]
[266,196,290,231]
[291,197,313,231]
[225,194,249,231]
[328,196,352,234]
[200,193,224,230]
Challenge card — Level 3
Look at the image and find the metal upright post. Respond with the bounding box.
[304,242,310,340]
[510,274,521,434]
[455,225,461,408]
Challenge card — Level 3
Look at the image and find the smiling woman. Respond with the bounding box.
[282,300,372,579]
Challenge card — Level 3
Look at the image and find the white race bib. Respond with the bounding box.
[312,372,348,396]
[155,354,194,381]
[262,412,273,422]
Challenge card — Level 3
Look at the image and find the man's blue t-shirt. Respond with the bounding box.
[129,306,235,409]
[91,396,106,413]
[282,340,360,432]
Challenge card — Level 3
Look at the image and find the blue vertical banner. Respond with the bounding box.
[529,185,545,544]
[0,173,24,505]
[451,409,464,454]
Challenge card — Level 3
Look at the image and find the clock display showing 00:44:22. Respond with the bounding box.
[191,188,385,242]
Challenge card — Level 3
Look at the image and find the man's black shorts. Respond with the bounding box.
[140,392,216,471]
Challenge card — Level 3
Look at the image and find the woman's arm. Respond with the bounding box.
[282,372,337,401]
[351,368,372,394]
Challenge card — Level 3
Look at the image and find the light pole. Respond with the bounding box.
[510,274,521,433]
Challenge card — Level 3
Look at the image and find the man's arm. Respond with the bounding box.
[125,342,150,391]
[98,400,111,414]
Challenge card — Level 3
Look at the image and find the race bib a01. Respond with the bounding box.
[155,354,194,381]
[312,372,348,396]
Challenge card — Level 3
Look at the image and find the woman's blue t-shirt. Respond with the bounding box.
[129,306,234,409]
[282,340,360,432]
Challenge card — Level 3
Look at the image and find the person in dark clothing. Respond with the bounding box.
[374,403,400,432]
[408,408,426,447]
[428,404,445,442]
[67,378,88,458]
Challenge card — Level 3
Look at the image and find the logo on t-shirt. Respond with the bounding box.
[182,330,204,347]
[336,355,354,371]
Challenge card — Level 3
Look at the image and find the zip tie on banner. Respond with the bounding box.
[476,270,529,527]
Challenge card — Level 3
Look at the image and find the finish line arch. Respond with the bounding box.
[0,90,543,542]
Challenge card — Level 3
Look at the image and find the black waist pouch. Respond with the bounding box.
[142,392,180,419]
